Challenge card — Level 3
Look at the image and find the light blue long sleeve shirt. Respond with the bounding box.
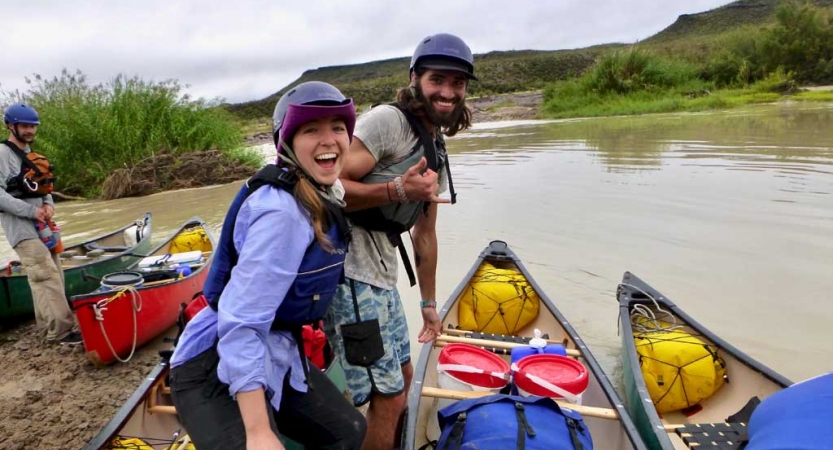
[171,186,314,411]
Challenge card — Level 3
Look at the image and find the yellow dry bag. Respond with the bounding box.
[170,228,211,254]
[457,261,540,335]
[635,330,726,413]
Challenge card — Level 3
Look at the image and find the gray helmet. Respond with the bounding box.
[272,81,355,147]
[409,33,477,80]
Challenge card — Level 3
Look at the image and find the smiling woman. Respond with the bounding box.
[168,81,366,450]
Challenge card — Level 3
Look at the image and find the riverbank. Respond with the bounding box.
[0,322,160,449]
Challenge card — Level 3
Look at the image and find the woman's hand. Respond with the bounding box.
[246,428,285,450]
[238,389,284,450]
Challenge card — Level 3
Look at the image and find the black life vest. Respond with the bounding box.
[346,104,457,286]
[347,103,457,233]
[2,140,55,198]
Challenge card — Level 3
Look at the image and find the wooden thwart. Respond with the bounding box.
[443,328,565,346]
[421,386,618,420]
[435,334,580,357]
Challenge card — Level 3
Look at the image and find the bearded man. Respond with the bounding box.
[324,33,476,450]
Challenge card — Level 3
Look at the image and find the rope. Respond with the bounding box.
[93,285,142,363]
[621,282,684,335]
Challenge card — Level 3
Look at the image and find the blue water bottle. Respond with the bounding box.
[511,329,567,366]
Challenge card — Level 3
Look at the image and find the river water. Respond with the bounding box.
[3,102,831,383]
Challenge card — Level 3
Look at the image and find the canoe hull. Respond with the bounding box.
[72,217,214,366]
[0,213,153,326]
[403,240,648,450]
[617,271,792,450]
[83,353,350,450]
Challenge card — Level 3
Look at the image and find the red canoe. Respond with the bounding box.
[72,217,215,366]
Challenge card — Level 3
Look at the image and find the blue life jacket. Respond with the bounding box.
[205,164,349,331]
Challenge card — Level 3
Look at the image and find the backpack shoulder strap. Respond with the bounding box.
[386,104,457,205]
[387,103,439,172]
[1,140,38,172]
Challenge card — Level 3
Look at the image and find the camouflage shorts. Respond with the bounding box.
[324,278,411,406]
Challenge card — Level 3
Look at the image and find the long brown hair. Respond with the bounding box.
[395,73,473,137]
[291,169,334,252]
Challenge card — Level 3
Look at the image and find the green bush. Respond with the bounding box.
[3,70,257,196]
[704,2,833,86]
[580,48,704,95]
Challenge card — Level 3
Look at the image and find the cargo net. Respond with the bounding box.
[624,283,727,413]
[457,261,540,335]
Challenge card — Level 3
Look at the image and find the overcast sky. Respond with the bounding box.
[2,0,731,104]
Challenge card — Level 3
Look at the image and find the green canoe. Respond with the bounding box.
[0,213,153,327]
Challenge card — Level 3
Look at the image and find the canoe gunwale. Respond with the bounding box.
[81,359,171,450]
[70,217,216,366]
[70,216,213,304]
[616,271,793,449]
[0,212,153,324]
[402,240,648,450]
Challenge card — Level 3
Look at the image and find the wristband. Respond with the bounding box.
[394,176,408,203]
[420,300,437,308]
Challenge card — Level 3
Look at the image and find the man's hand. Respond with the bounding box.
[34,206,48,222]
[418,306,442,343]
[401,157,451,204]
[43,204,55,221]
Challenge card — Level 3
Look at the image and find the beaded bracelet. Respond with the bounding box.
[394,176,408,202]
[420,300,437,308]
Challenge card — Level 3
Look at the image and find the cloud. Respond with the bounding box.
[1,0,730,103]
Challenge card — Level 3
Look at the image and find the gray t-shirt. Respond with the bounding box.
[0,142,53,248]
[344,105,447,290]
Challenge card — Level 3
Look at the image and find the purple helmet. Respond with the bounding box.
[4,103,41,125]
[409,33,477,80]
[272,81,355,152]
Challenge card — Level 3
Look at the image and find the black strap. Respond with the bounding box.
[349,279,362,321]
[445,162,457,204]
[440,412,467,450]
[565,417,584,450]
[396,233,417,287]
[1,140,42,176]
[291,327,312,389]
[389,103,457,205]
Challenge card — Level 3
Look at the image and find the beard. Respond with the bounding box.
[414,83,465,128]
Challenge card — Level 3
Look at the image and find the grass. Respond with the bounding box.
[3,70,260,197]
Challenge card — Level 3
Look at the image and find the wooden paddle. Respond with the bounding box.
[421,386,618,420]
[435,334,581,357]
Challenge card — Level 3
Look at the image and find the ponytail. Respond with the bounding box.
[292,171,334,252]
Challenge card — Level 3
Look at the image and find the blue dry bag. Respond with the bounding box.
[436,394,593,450]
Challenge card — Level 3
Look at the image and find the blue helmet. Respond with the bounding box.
[4,103,40,125]
[409,33,477,80]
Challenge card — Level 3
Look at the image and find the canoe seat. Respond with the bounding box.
[673,422,748,449]
[84,242,129,253]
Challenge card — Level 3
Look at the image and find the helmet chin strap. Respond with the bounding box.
[276,139,345,207]
[9,124,25,144]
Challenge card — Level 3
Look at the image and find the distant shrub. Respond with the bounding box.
[705,2,833,86]
[581,48,703,95]
[2,70,255,196]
